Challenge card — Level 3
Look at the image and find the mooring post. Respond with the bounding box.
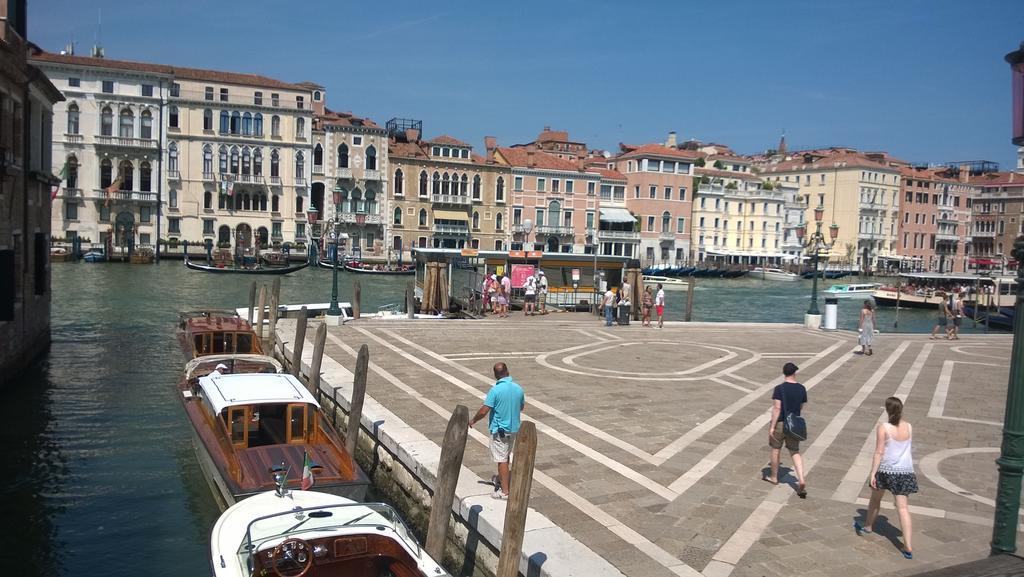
[352,279,361,320]
[496,421,538,577]
[308,323,327,396]
[290,306,309,378]
[255,284,267,341]
[268,289,280,356]
[248,281,257,324]
[425,405,469,561]
[345,344,370,460]
[271,277,281,312]
[685,278,695,322]
[406,281,415,319]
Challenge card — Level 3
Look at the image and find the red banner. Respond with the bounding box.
[510,264,536,289]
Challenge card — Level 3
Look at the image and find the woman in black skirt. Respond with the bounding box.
[855,396,917,559]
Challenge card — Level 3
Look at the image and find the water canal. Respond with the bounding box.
[4,262,1006,577]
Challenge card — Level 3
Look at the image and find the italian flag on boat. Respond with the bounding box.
[301,451,315,490]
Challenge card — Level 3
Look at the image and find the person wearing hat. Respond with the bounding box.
[765,362,808,498]
[486,274,498,314]
[210,362,230,377]
[537,271,548,314]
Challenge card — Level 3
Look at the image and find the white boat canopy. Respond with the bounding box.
[599,207,636,223]
[198,373,320,415]
[185,354,283,380]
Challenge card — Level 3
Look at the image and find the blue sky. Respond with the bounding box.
[31,0,1024,168]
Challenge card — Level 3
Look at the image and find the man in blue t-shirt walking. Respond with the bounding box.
[766,362,808,498]
[469,362,525,500]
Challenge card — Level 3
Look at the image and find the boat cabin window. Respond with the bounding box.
[222,403,311,448]
[193,332,258,356]
[235,332,254,353]
[228,406,248,447]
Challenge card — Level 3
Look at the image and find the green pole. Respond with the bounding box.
[807,246,820,316]
[328,231,342,317]
[992,237,1024,553]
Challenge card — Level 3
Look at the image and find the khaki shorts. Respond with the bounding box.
[490,432,516,462]
[768,421,800,452]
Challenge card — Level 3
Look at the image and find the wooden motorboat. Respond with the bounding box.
[823,283,881,297]
[50,246,70,262]
[340,261,414,275]
[750,267,800,281]
[185,257,309,275]
[178,310,264,359]
[179,368,369,510]
[210,485,446,577]
[643,275,689,291]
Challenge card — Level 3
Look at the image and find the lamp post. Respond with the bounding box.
[990,40,1024,556]
[794,204,838,326]
[326,217,343,320]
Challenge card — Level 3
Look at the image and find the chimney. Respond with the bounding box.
[666,131,677,148]
[405,128,420,143]
[959,164,970,184]
[527,144,536,168]
[484,136,496,163]
[577,156,586,172]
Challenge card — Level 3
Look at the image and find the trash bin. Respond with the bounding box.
[822,296,839,330]
[617,303,631,325]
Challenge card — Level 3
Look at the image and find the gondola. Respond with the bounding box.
[342,262,415,275]
[184,257,309,275]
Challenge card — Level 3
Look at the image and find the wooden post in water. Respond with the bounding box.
[308,323,327,395]
[248,281,257,324]
[406,281,415,319]
[352,279,361,320]
[291,306,309,378]
[255,285,267,340]
[345,344,370,459]
[496,421,537,577]
[685,278,695,322]
[272,277,281,311]
[425,404,469,561]
[268,289,280,355]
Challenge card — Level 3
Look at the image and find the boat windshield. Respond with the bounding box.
[240,502,419,562]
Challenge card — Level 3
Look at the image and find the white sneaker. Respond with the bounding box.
[491,491,508,500]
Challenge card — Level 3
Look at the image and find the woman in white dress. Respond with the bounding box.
[858,300,875,356]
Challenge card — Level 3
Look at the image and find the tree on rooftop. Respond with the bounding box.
[713,160,725,169]
[695,157,706,167]
[725,181,738,190]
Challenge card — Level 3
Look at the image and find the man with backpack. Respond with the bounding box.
[765,362,808,498]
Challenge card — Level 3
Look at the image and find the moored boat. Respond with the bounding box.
[185,257,309,275]
[340,260,414,275]
[823,283,881,297]
[82,248,107,262]
[642,275,689,290]
[178,310,264,359]
[750,267,800,281]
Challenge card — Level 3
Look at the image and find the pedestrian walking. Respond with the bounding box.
[764,362,807,498]
[858,300,875,356]
[655,283,666,328]
[523,273,537,316]
[501,273,512,316]
[487,274,498,314]
[494,278,508,318]
[537,271,548,314]
[469,362,525,500]
[854,396,917,560]
[929,292,950,340]
[949,292,963,340]
[600,287,616,326]
[641,286,654,327]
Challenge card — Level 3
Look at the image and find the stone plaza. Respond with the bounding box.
[302,315,1014,576]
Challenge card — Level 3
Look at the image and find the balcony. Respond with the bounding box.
[363,169,382,181]
[431,194,471,205]
[937,216,959,225]
[973,230,997,238]
[935,233,960,242]
[295,178,307,187]
[597,229,640,241]
[62,187,83,198]
[536,224,574,236]
[511,223,528,234]
[167,170,181,180]
[89,189,158,202]
[659,230,677,240]
[313,165,324,175]
[236,174,264,184]
[64,133,84,145]
[433,223,469,236]
[859,202,888,212]
[859,232,887,241]
[202,172,216,181]
[95,135,159,150]
[269,176,282,186]
[336,167,353,179]
[337,212,383,225]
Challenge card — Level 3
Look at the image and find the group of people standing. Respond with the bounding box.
[600,281,666,328]
[481,271,549,318]
[930,291,964,340]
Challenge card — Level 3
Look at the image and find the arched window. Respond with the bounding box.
[472,211,480,229]
[351,188,363,213]
[219,145,229,174]
[393,206,402,225]
[230,146,240,174]
[168,142,179,173]
[662,211,671,231]
[272,194,280,212]
[140,110,153,139]
[242,112,252,135]
[168,105,178,128]
[66,102,80,134]
[100,106,113,136]
[271,149,280,177]
[100,158,113,188]
[230,111,241,134]
[432,171,441,195]
[254,113,263,136]
[296,117,305,139]
[140,161,152,192]
[204,190,212,209]
[460,174,468,195]
[442,172,450,195]
[66,155,78,189]
[365,145,377,170]
[548,200,561,223]
[271,115,280,137]
[336,187,349,212]
[119,160,134,191]
[243,193,251,211]
[218,225,231,244]
[295,150,305,176]
[496,176,505,202]
[365,189,377,214]
[495,211,504,230]
[220,110,230,133]
[313,143,323,166]
[393,168,404,196]
[203,108,213,131]
[338,144,349,168]
[472,174,481,199]
[419,171,428,197]
[203,144,213,174]
[419,208,427,226]
[296,195,304,213]
[234,193,243,210]
[259,194,268,211]
[241,147,251,175]
[253,148,263,176]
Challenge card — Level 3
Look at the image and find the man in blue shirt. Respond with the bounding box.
[469,362,525,500]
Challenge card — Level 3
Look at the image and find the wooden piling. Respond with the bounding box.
[352,279,361,320]
[496,421,538,577]
[290,306,309,378]
[425,404,469,561]
[308,323,327,395]
[248,281,257,324]
[271,277,281,311]
[345,344,370,459]
[406,281,415,319]
[685,278,695,322]
[268,289,280,355]
[255,285,267,340]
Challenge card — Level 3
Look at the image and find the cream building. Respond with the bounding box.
[758,148,903,271]
[692,182,786,265]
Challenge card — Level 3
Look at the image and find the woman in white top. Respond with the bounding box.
[855,396,917,559]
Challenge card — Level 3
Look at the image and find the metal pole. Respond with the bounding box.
[328,223,342,317]
[808,246,820,316]
[992,237,1024,553]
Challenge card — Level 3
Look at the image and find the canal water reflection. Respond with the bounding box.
[3,262,1004,577]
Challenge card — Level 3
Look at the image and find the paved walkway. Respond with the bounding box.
[320,314,1013,577]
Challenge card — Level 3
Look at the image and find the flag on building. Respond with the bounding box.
[226,179,235,197]
[301,451,315,490]
[51,161,68,201]
[104,174,124,207]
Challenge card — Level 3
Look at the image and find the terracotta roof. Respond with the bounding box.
[318,108,380,129]
[759,148,902,173]
[536,128,572,143]
[590,167,627,181]
[494,147,581,172]
[617,143,702,161]
[968,171,1024,187]
[696,167,762,182]
[426,135,471,147]
[29,49,311,91]
[898,166,960,185]
[388,138,494,167]
[706,152,749,162]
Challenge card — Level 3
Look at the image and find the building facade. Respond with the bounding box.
[1,0,64,384]
[588,164,637,257]
[691,183,787,265]
[969,171,1024,272]
[897,166,975,273]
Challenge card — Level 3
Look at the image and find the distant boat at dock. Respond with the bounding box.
[751,267,800,281]
[185,256,309,275]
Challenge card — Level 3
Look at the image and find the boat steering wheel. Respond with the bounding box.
[270,537,315,577]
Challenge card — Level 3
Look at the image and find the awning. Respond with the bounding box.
[434,209,468,221]
[599,207,635,223]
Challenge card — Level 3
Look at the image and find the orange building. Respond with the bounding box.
[897,166,975,273]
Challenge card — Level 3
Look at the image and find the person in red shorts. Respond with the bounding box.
[655,283,665,328]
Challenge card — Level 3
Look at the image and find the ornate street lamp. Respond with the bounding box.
[794,204,838,321]
[991,41,1024,555]
[326,218,343,319]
